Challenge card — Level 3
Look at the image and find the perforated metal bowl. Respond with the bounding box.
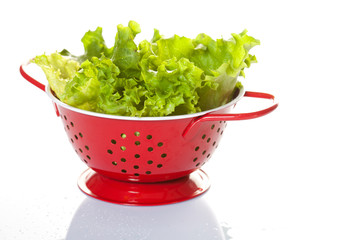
[20,63,278,205]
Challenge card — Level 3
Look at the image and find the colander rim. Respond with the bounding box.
[46,84,245,121]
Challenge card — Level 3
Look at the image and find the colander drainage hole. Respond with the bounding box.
[207,137,211,143]
[211,124,215,130]
[147,160,153,164]
[135,154,140,158]
[70,122,74,127]
[193,157,198,162]
[202,134,206,139]
[161,153,167,158]
[146,135,152,140]
[111,139,117,144]
[107,149,113,154]
[74,135,78,140]
[79,148,83,153]
[157,164,163,168]
[64,115,67,121]
[121,169,127,173]
[134,131,140,137]
[85,145,89,150]
[121,133,126,139]
[135,141,141,146]
[121,158,126,162]
[148,147,153,152]
[146,171,151,175]
[158,142,163,147]
[86,155,91,160]
[195,146,200,151]
[134,165,139,169]
[112,161,117,166]
[120,146,126,151]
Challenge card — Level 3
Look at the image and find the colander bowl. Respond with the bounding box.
[20,63,278,205]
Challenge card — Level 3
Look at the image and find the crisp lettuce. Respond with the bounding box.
[81,27,113,61]
[33,21,259,117]
[139,57,204,116]
[191,30,260,110]
[137,29,259,110]
[111,21,141,79]
[60,26,113,63]
[32,52,80,97]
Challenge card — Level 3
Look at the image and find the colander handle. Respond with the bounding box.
[20,62,60,116]
[182,91,278,137]
[19,62,46,92]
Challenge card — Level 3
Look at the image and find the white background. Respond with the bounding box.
[1,0,360,239]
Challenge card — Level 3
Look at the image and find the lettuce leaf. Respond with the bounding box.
[81,27,113,61]
[191,30,260,110]
[62,56,121,113]
[32,52,80,97]
[140,29,259,110]
[139,57,204,116]
[111,21,141,79]
[60,27,113,63]
[33,21,259,117]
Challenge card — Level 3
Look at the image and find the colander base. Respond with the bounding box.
[77,168,210,206]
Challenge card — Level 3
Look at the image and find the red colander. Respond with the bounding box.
[20,63,278,206]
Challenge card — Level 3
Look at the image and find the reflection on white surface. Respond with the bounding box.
[66,195,228,240]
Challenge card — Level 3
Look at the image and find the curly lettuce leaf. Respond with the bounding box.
[32,52,80,97]
[111,21,141,79]
[81,27,113,60]
[191,30,260,110]
[139,57,204,116]
[60,27,113,63]
[57,54,205,117]
[143,28,259,110]
[150,34,195,67]
[33,21,259,117]
[62,56,123,113]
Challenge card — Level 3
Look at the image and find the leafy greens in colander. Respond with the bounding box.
[33,21,259,117]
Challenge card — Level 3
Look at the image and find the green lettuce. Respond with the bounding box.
[60,26,113,63]
[32,52,80,97]
[33,21,259,117]
[191,30,259,110]
[111,21,141,79]
[137,29,259,110]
